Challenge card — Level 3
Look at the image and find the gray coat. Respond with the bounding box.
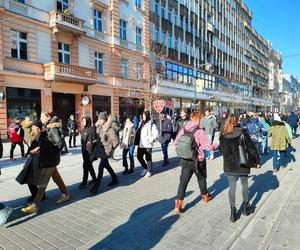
[200,115,217,135]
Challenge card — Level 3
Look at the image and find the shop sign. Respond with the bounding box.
[153,100,165,113]
[0,91,5,100]
[81,95,90,106]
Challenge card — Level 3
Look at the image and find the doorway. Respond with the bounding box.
[52,93,75,132]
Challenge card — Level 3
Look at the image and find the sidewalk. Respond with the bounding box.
[0,137,300,250]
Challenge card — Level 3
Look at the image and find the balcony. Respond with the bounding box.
[49,11,85,36]
[206,22,215,33]
[44,62,98,85]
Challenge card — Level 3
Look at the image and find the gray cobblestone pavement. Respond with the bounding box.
[0,135,300,250]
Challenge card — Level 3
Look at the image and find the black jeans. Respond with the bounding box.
[137,148,152,172]
[227,175,249,207]
[93,158,118,191]
[177,159,208,200]
[10,142,24,158]
[82,150,96,183]
[69,134,76,147]
[61,136,68,153]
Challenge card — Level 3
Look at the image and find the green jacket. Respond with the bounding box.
[283,121,293,139]
[268,121,291,151]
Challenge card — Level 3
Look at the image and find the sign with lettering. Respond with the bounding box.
[153,100,165,113]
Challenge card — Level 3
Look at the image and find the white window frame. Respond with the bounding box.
[95,52,103,74]
[136,63,143,80]
[58,42,70,64]
[11,30,27,60]
[136,27,142,46]
[121,59,128,78]
[120,20,127,40]
[94,9,102,32]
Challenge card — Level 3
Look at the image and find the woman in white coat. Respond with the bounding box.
[134,110,159,178]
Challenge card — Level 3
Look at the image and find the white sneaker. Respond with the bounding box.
[140,169,147,177]
[144,172,152,178]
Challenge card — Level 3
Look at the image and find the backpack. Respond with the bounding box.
[176,128,198,160]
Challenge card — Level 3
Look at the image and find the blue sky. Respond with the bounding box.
[244,0,300,78]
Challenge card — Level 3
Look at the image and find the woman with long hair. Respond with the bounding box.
[219,114,259,222]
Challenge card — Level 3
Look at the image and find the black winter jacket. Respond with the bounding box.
[159,118,173,144]
[67,119,78,136]
[39,117,62,168]
[81,117,97,155]
[220,126,259,175]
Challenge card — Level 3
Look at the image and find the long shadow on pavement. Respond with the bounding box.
[89,192,193,250]
[5,157,180,227]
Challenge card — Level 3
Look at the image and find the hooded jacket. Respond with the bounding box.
[95,119,119,159]
[121,119,136,149]
[220,126,259,175]
[175,121,218,161]
[200,115,218,135]
[21,119,33,144]
[81,117,97,154]
[39,116,62,168]
[269,121,291,151]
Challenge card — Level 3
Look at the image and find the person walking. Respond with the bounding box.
[246,114,267,156]
[21,116,32,146]
[217,112,228,132]
[175,108,189,135]
[67,114,78,148]
[80,116,97,189]
[121,116,136,175]
[58,119,69,155]
[269,114,291,172]
[219,114,260,222]
[288,112,299,138]
[8,117,25,160]
[135,110,159,178]
[159,113,173,166]
[21,112,70,213]
[174,112,218,213]
[90,112,119,194]
[200,109,218,160]
[259,114,271,155]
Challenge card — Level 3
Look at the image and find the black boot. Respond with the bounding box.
[107,178,119,187]
[243,202,253,216]
[79,181,88,189]
[230,207,237,223]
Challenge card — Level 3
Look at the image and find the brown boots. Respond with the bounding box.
[202,193,212,203]
[175,199,183,214]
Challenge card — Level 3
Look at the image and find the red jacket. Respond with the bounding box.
[9,123,23,143]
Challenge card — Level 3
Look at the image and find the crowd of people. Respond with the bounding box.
[0,108,299,226]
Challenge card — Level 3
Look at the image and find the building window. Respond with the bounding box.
[57,0,68,12]
[161,32,165,44]
[120,20,127,40]
[185,17,188,30]
[168,34,172,48]
[180,16,183,28]
[58,42,70,64]
[11,30,27,60]
[174,37,178,50]
[121,59,128,78]
[168,8,172,21]
[136,63,143,80]
[155,28,159,41]
[136,27,142,46]
[94,10,102,32]
[174,11,177,25]
[154,0,159,15]
[135,0,142,8]
[16,0,25,3]
[95,52,103,74]
[161,4,165,19]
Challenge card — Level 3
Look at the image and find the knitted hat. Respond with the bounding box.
[98,112,108,121]
[32,120,43,130]
[273,113,281,122]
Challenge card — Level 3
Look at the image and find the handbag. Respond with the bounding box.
[238,133,250,167]
[16,155,33,184]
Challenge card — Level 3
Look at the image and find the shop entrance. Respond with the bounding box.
[52,93,75,131]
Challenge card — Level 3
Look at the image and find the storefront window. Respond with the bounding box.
[119,97,145,125]
[92,95,111,124]
[6,87,41,126]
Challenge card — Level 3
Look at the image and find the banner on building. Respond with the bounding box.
[196,79,204,93]
[172,98,181,109]
[153,100,165,113]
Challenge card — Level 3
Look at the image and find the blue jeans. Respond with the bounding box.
[254,142,262,156]
[161,141,170,162]
[292,126,298,137]
[122,145,135,170]
[205,134,214,159]
[261,137,268,154]
[272,150,286,169]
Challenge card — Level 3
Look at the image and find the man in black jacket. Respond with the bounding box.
[159,113,173,166]
[67,114,78,148]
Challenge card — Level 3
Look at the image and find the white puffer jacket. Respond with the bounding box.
[139,121,159,148]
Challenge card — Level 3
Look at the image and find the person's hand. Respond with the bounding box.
[30,147,40,155]
[256,164,261,169]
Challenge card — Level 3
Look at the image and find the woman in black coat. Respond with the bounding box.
[80,116,97,189]
[219,114,260,222]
